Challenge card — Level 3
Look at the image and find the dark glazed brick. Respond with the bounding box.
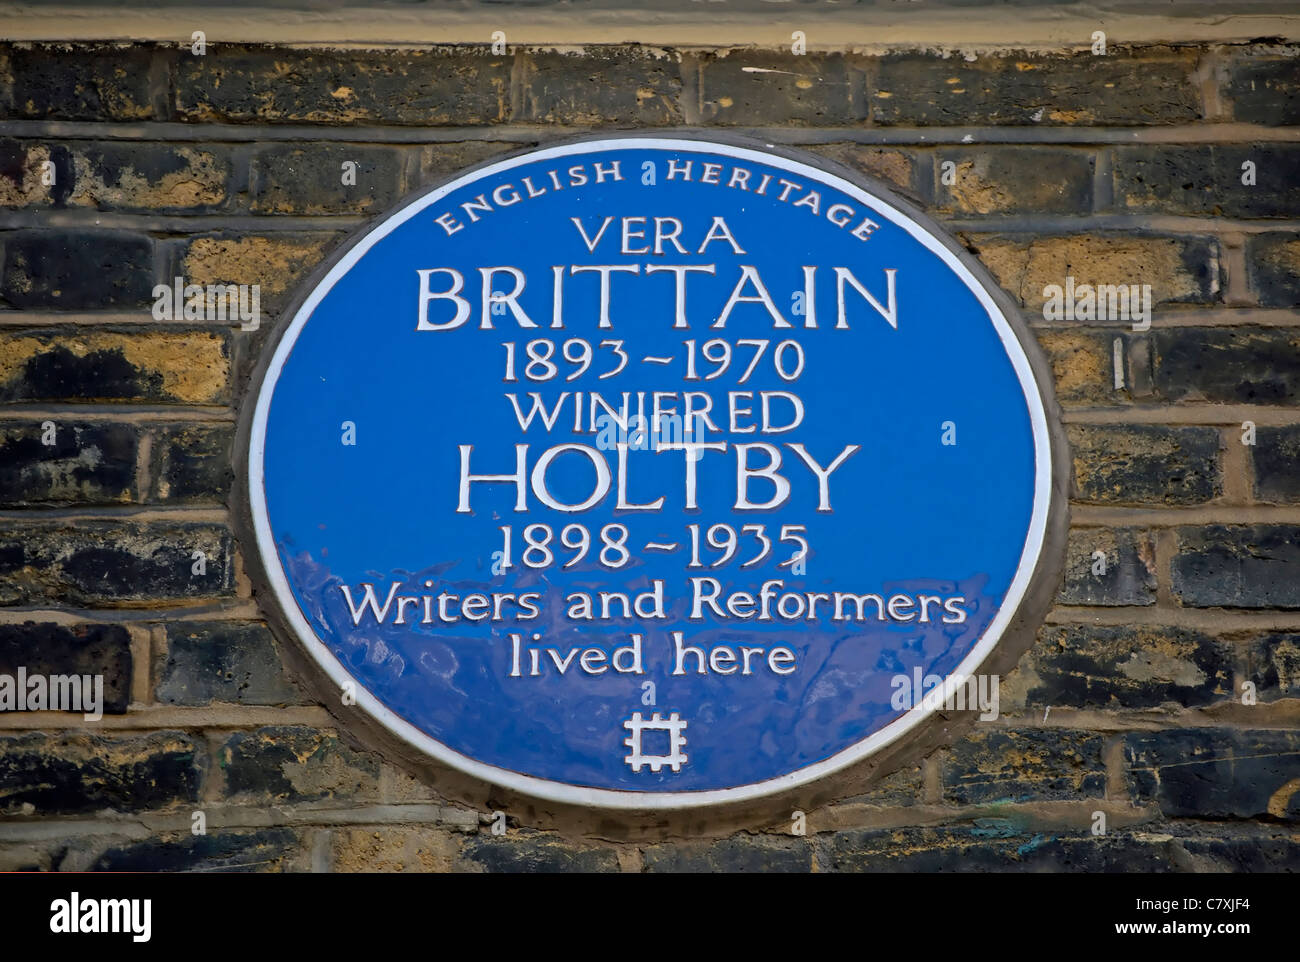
[220,727,379,803]
[0,731,200,814]
[459,834,619,873]
[251,143,407,215]
[1252,425,1300,502]
[1023,625,1234,709]
[89,829,301,872]
[1,230,153,309]
[1225,55,1300,125]
[523,47,682,125]
[1248,234,1300,308]
[176,46,512,125]
[157,623,306,706]
[1125,729,1300,820]
[1172,525,1300,609]
[1245,633,1300,703]
[1067,424,1220,505]
[697,51,866,126]
[644,837,811,872]
[0,330,230,405]
[0,521,233,606]
[5,43,155,121]
[150,423,233,502]
[872,49,1200,126]
[1113,145,1300,217]
[1059,528,1157,606]
[1153,328,1300,405]
[942,730,1107,804]
[0,421,138,506]
[0,622,132,713]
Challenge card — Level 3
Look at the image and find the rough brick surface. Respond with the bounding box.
[969,233,1219,311]
[1125,729,1300,820]
[3,43,155,121]
[250,143,408,215]
[157,623,306,706]
[1012,625,1235,710]
[803,143,930,204]
[90,829,303,872]
[419,141,519,181]
[934,147,1094,215]
[149,423,233,502]
[2,230,154,309]
[332,827,465,872]
[1113,145,1300,217]
[0,330,230,404]
[816,827,1180,872]
[1252,425,1300,501]
[1034,330,1122,407]
[0,36,1296,874]
[1245,633,1300,702]
[524,47,683,125]
[697,51,866,126]
[220,727,380,804]
[821,826,1300,872]
[643,837,812,872]
[872,49,1201,126]
[0,420,139,506]
[1225,54,1300,125]
[1172,525,1300,609]
[459,833,620,873]
[175,46,512,125]
[0,731,201,814]
[1247,234,1300,308]
[1067,424,1221,505]
[1152,328,1300,405]
[1058,528,1157,606]
[179,233,337,307]
[0,622,133,713]
[0,521,234,605]
[0,141,232,213]
[942,730,1107,804]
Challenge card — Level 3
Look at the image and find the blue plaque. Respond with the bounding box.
[241,136,1065,808]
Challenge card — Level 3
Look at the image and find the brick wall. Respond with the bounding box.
[1,40,1298,872]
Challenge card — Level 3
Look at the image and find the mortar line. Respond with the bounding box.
[1220,423,1254,503]
[134,428,153,504]
[2,209,1298,235]
[0,505,229,522]
[2,120,1299,145]
[1045,606,1300,630]
[1069,504,1300,525]
[1060,405,1300,426]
